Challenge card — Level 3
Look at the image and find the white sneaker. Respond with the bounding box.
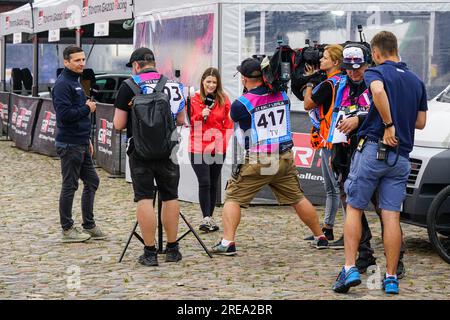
[62,227,91,243]
[199,216,219,233]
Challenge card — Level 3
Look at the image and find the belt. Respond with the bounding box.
[366,137,379,144]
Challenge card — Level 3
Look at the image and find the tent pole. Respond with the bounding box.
[1,36,5,92]
[76,28,81,47]
[32,33,39,97]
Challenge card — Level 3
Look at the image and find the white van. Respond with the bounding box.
[401,84,450,263]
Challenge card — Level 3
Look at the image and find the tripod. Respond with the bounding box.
[119,191,213,262]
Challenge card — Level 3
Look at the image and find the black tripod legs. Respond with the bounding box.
[177,212,213,258]
[119,211,213,263]
[118,221,144,263]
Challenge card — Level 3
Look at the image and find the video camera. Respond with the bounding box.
[256,26,372,98]
[256,36,296,93]
[253,36,327,95]
[290,39,328,101]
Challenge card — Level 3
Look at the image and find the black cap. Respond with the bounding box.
[126,47,155,68]
[236,58,262,78]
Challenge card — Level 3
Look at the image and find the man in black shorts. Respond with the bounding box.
[113,48,186,266]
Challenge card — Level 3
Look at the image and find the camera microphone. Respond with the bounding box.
[203,94,215,123]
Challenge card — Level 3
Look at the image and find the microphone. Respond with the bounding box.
[203,94,215,123]
[89,84,100,102]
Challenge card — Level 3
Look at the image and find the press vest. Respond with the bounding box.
[309,72,341,149]
[327,75,370,144]
[237,91,291,153]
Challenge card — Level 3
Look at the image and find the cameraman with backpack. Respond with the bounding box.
[113,48,186,267]
[211,57,327,255]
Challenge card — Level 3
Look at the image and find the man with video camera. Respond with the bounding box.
[332,31,427,295]
[210,57,328,255]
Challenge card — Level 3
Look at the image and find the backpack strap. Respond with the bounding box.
[124,78,141,96]
[124,75,168,96]
[154,75,168,93]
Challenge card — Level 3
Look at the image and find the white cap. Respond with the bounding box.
[342,47,366,70]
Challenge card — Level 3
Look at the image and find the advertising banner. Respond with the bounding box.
[95,103,125,175]
[0,92,9,136]
[0,8,33,36]
[35,1,82,33]
[135,12,215,88]
[81,0,132,26]
[9,94,42,151]
[31,99,58,157]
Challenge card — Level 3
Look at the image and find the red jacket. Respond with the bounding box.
[189,92,233,154]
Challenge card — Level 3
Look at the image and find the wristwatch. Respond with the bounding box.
[383,121,394,129]
[306,83,314,88]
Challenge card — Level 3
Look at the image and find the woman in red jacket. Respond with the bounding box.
[189,67,233,232]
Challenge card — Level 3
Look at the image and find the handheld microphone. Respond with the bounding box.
[203,94,215,123]
[89,85,100,102]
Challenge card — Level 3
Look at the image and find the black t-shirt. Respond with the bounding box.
[311,81,333,115]
[113,83,135,137]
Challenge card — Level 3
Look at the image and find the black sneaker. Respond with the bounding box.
[304,227,333,241]
[397,260,406,279]
[356,256,377,273]
[138,249,158,267]
[323,228,334,241]
[329,236,344,250]
[165,244,182,263]
[311,236,329,249]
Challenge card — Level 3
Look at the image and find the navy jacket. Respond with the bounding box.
[52,68,91,145]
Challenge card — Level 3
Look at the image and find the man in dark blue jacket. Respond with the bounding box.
[52,46,106,243]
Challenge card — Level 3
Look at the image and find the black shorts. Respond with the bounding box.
[128,152,180,203]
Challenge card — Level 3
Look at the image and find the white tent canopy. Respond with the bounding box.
[136,0,450,15]
[0,0,133,36]
[0,1,33,35]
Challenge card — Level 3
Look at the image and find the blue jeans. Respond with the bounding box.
[56,142,99,230]
[321,148,340,227]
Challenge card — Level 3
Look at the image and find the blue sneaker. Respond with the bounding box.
[332,266,361,293]
[211,241,236,256]
[383,276,399,294]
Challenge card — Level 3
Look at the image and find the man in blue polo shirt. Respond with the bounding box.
[332,31,427,295]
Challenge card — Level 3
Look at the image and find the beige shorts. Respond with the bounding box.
[225,150,305,207]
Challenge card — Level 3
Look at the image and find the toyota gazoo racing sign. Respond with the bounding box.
[82,0,128,17]
[40,111,56,135]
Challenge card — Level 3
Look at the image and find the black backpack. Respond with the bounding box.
[125,75,177,160]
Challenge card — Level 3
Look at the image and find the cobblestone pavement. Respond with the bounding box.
[0,141,449,300]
